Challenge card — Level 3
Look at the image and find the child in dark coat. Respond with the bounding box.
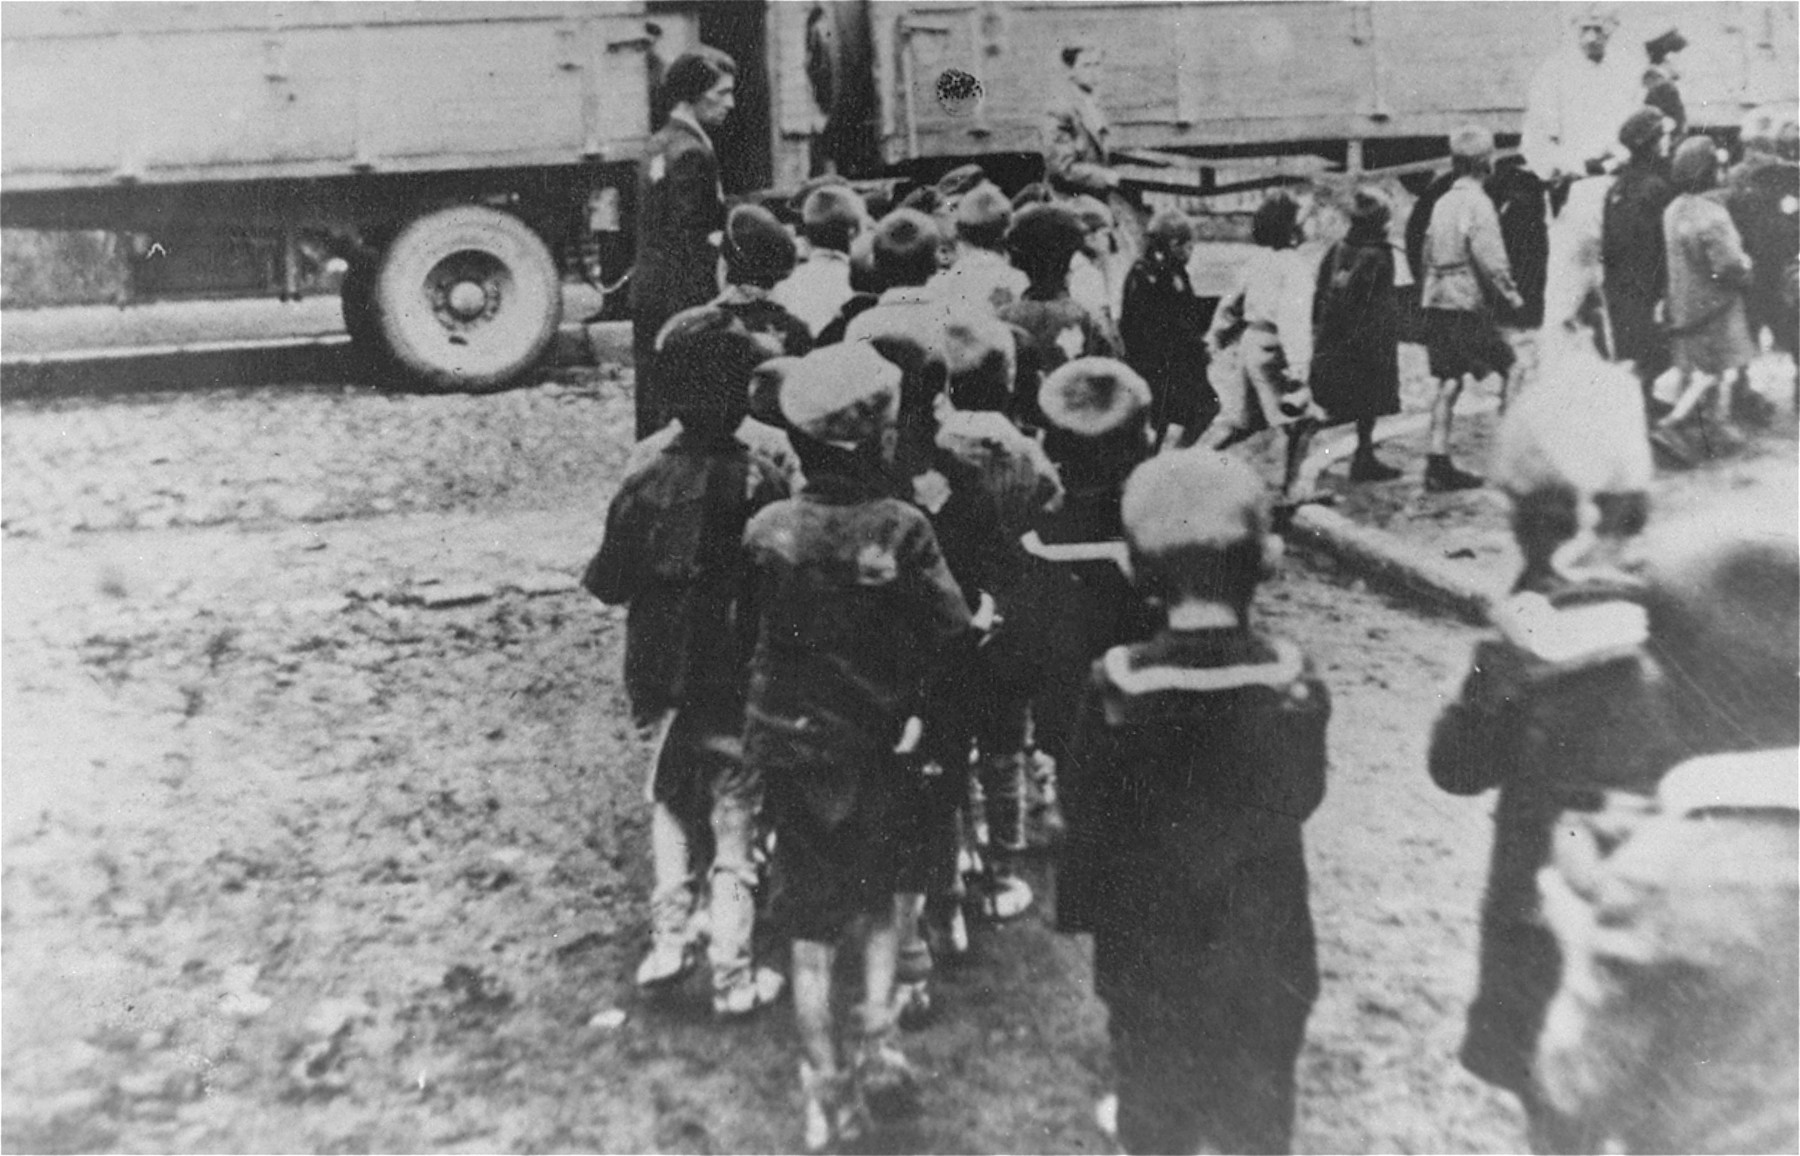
[742,343,974,1153]
[658,203,814,372]
[583,324,791,1015]
[1310,190,1403,482]
[1060,448,1330,1155]
[1119,209,1215,449]
[999,203,1122,429]
[1012,358,1160,857]
[1429,340,1673,1153]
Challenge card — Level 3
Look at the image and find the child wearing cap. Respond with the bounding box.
[742,343,974,1152]
[999,203,1122,429]
[1058,448,1330,1155]
[846,212,1028,1010]
[773,184,867,338]
[582,323,793,1016]
[1119,208,1215,450]
[1428,340,1675,1153]
[657,203,814,383]
[1309,190,1403,482]
[929,182,1030,315]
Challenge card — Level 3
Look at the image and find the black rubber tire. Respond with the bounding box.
[339,252,381,352]
[372,205,561,393]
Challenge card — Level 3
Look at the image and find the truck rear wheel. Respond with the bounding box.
[372,206,561,392]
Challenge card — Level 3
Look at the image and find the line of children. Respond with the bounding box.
[584,319,793,1016]
[586,167,1795,1154]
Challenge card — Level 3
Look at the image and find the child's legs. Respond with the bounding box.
[974,695,1030,855]
[792,937,839,1074]
[1280,420,1315,496]
[1428,374,1468,454]
[649,802,696,927]
[708,778,760,989]
[860,906,903,1036]
[1354,416,1378,456]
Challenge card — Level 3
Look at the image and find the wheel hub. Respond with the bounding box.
[446,280,489,320]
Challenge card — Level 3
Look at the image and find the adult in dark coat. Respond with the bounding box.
[1724,104,1800,359]
[1311,191,1403,481]
[1601,108,1676,394]
[632,48,737,439]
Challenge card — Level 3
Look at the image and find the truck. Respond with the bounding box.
[6,1,1794,390]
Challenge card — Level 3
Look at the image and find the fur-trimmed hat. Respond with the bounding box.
[1450,124,1497,160]
[935,163,987,201]
[800,184,867,250]
[778,343,901,447]
[1494,339,1652,499]
[1039,356,1151,437]
[1145,209,1196,250]
[943,314,1017,409]
[1639,514,1800,748]
[1010,182,1055,211]
[722,203,798,287]
[1122,448,1270,558]
[1669,135,1719,192]
[954,183,1013,235]
[660,320,771,428]
[748,355,800,427]
[1066,194,1114,233]
[1005,202,1086,265]
[1619,106,1666,152]
[870,208,943,286]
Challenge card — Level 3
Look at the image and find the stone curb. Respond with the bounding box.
[1287,504,1498,626]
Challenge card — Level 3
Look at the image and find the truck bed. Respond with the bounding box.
[1,2,656,192]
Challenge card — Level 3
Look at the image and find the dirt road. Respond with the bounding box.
[6,369,1554,1153]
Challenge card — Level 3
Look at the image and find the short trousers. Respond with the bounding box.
[1423,308,1515,381]
[746,706,917,943]
[646,696,757,832]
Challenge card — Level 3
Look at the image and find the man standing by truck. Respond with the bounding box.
[632,47,738,439]
[1042,44,1141,320]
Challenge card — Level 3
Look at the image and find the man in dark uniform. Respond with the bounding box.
[632,47,737,439]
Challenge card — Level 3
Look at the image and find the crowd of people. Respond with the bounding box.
[592,21,1798,1156]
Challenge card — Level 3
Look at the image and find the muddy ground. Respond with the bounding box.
[1,362,1785,1153]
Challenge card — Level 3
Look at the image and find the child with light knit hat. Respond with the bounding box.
[741,342,974,1152]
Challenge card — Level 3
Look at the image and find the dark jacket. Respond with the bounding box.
[743,454,972,825]
[1310,226,1401,423]
[584,428,788,724]
[632,116,725,436]
[1723,153,1800,356]
[657,286,815,360]
[1429,581,1676,1097]
[1601,156,1677,368]
[1120,249,1216,438]
[999,290,1120,428]
[1060,626,1328,1155]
